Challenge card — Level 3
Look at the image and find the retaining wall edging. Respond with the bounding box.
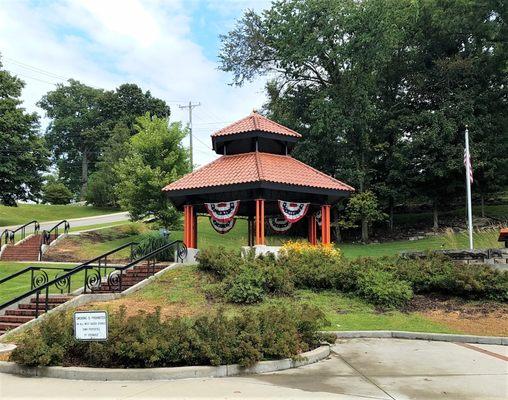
[326,330,508,345]
[0,345,330,381]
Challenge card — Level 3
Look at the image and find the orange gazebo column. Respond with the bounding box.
[308,214,317,245]
[255,199,265,245]
[321,205,331,245]
[183,205,196,248]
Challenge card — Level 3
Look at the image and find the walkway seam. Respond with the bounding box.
[454,342,508,362]
[333,351,397,400]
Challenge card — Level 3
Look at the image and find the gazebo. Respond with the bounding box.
[163,111,354,252]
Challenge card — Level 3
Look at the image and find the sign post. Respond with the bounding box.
[74,311,108,341]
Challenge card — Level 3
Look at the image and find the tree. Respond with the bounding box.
[340,191,387,242]
[38,80,105,198]
[39,82,171,199]
[41,177,73,205]
[115,114,189,227]
[220,0,508,231]
[0,57,49,206]
[85,123,131,207]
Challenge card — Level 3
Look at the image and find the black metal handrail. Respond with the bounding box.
[84,240,187,295]
[0,220,40,247]
[0,240,141,315]
[41,220,70,246]
[39,220,71,259]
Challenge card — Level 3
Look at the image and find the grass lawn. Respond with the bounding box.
[171,218,503,258]
[80,265,485,335]
[0,204,119,227]
[0,261,79,304]
[44,218,503,263]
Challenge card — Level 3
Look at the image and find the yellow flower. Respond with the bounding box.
[281,240,341,259]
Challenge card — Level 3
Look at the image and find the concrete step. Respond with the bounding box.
[0,322,22,330]
[29,296,70,304]
[0,315,34,324]
[5,309,38,317]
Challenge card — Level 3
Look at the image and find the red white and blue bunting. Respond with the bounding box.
[267,217,292,233]
[209,217,236,234]
[204,201,240,222]
[278,200,310,223]
[316,210,322,226]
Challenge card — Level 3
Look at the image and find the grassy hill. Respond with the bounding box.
[0,204,119,226]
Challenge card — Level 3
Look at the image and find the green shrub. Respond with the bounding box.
[41,180,73,205]
[133,231,173,261]
[355,267,413,308]
[196,247,242,279]
[223,264,266,304]
[379,255,508,302]
[10,305,331,368]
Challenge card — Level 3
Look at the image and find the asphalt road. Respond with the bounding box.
[0,212,130,234]
[0,338,506,399]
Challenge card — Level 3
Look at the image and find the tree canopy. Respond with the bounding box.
[115,114,190,227]
[0,57,49,206]
[219,0,508,235]
[39,81,171,198]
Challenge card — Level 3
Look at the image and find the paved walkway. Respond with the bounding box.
[0,212,130,233]
[0,338,506,399]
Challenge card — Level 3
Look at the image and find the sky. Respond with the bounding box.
[0,0,271,167]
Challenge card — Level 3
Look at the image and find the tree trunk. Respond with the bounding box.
[81,150,88,200]
[433,201,439,230]
[480,194,485,218]
[389,197,394,231]
[361,219,369,243]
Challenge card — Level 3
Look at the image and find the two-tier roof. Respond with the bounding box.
[162,111,354,248]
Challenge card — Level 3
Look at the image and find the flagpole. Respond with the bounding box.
[465,126,474,250]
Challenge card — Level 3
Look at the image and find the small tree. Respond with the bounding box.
[340,191,387,243]
[41,178,73,205]
[115,114,189,227]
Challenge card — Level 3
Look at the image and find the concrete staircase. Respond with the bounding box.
[0,234,56,261]
[91,263,167,293]
[0,295,71,335]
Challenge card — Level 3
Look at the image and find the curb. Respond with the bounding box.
[326,330,508,345]
[0,345,330,381]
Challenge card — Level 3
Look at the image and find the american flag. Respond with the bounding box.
[464,148,473,184]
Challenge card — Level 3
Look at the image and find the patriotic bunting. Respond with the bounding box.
[278,200,309,223]
[268,216,292,233]
[205,201,240,222]
[209,217,236,234]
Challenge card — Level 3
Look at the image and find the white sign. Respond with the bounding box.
[74,311,108,341]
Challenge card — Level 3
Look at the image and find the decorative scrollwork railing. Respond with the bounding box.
[0,240,141,318]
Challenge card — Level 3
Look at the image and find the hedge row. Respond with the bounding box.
[197,245,508,308]
[11,304,331,368]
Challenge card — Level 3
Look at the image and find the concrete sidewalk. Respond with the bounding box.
[0,338,506,399]
[0,212,130,233]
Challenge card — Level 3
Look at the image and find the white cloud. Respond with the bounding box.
[0,0,268,166]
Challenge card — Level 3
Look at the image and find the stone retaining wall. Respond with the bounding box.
[402,248,508,266]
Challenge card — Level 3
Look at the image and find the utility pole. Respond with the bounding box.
[179,101,201,170]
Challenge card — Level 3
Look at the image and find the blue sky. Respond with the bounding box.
[0,0,271,166]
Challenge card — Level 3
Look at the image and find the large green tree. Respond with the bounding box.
[115,114,189,227]
[220,0,507,233]
[39,81,171,199]
[0,57,48,206]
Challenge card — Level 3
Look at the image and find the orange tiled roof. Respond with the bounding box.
[162,152,354,193]
[499,228,508,241]
[212,112,302,138]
